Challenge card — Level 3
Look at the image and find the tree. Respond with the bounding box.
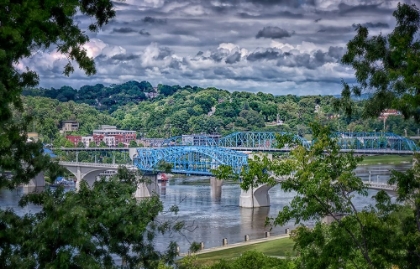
[129,140,138,147]
[337,3,420,123]
[77,141,85,148]
[214,122,420,268]
[0,1,183,267]
[1,0,115,188]
[0,168,178,268]
[89,141,97,148]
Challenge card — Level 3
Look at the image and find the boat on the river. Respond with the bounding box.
[157,173,169,182]
[50,177,75,187]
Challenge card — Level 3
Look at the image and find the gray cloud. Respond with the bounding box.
[352,22,389,28]
[338,3,390,15]
[327,46,345,59]
[139,29,151,36]
[30,0,411,95]
[318,26,353,33]
[238,11,304,18]
[142,16,167,24]
[256,26,293,39]
[111,54,140,61]
[156,47,173,60]
[225,52,241,64]
[112,27,137,33]
[211,0,315,8]
[247,49,282,61]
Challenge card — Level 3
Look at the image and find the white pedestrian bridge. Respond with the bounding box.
[58,162,156,198]
[239,173,398,208]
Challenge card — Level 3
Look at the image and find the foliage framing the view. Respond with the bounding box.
[0,0,115,188]
[337,3,420,123]
[0,167,179,268]
[0,1,182,268]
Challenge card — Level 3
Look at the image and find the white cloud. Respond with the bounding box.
[83,39,107,58]
[218,43,239,52]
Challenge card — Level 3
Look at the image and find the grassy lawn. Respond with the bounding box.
[360,155,413,165]
[193,237,295,264]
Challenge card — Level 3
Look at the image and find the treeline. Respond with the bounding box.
[21,96,117,143]
[22,81,197,113]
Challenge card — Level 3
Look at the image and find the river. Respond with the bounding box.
[0,163,412,253]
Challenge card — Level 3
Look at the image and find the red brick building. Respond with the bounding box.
[66,135,82,146]
[65,126,136,147]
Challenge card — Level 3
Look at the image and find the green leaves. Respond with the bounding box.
[0,0,116,187]
[339,3,420,123]
[1,168,180,268]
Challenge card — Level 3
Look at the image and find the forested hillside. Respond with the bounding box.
[21,96,117,143]
[22,81,201,113]
[22,81,420,143]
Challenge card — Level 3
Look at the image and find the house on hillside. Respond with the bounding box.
[61,120,79,132]
[379,109,401,119]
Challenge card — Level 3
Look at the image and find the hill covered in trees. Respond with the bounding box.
[22,81,201,113]
[22,81,419,144]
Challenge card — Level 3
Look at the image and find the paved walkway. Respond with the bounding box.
[180,234,290,256]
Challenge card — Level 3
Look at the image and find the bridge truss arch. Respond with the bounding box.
[161,132,311,150]
[133,146,248,175]
[217,132,311,150]
[332,132,419,151]
[161,136,218,147]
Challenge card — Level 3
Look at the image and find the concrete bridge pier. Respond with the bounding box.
[239,184,272,208]
[210,177,223,202]
[23,171,45,188]
[74,169,105,191]
[134,174,159,198]
[22,172,45,193]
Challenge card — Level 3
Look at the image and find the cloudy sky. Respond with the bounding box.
[20,0,418,95]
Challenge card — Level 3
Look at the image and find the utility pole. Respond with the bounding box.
[383,117,386,132]
[166,124,173,138]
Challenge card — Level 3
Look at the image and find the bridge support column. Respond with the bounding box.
[135,174,159,198]
[84,171,106,188]
[322,213,344,224]
[23,172,45,188]
[239,184,271,208]
[75,165,82,191]
[22,172,45,194]
[210,177,223,202]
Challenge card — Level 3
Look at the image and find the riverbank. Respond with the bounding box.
[360,155,413,165]
[187,235,295,265]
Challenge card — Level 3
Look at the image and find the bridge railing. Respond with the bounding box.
[59,162,123,168]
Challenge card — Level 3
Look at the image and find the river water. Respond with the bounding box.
[0,163,412,253]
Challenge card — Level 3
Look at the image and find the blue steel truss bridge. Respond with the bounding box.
[162,132,311,150]
[332,132,419,152]
[160,131,418,153]
[52,131,418,176]
[133,146,248,176]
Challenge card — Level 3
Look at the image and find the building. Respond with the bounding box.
[66,135,82,146]
[61,120,79,132]
[92,125,136,146]
[181,134,221,146]
[81,136,93,147]
[379,109,401,119]
[65,125,136,147]
[139,138,166,147]
[27,132,39,142]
